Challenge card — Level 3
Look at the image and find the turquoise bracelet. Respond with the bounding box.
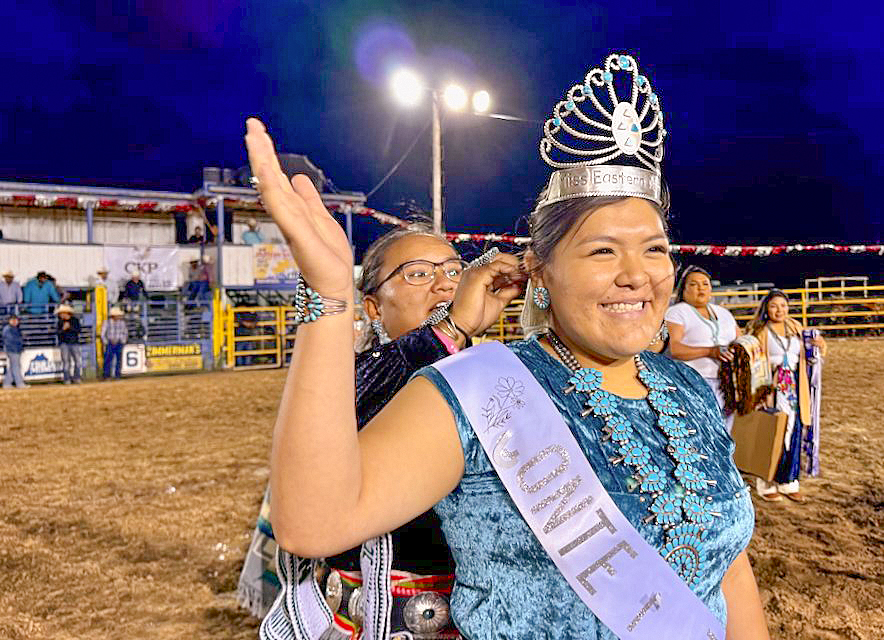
[292,275,348,325]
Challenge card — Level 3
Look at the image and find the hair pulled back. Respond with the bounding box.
[520,184,671,336]
[356,221,454,351]
[674,265,712,304]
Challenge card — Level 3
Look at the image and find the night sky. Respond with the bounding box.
[3,0,883,264]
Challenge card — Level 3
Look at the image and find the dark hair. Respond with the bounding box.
[674,265,712,303]
[355,222,454,350]
[521,189,672,334]
[745,288,791,336]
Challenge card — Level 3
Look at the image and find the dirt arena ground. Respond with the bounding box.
[1,340,881,639]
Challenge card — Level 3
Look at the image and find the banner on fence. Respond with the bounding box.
[253,244,298,286]
[104,245,181,291]
[0,347,64,381]
[145,343,203,373]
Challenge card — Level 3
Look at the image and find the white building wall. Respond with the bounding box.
[0,244,104,287]
[0,208,176,245]
[0,243,259,288]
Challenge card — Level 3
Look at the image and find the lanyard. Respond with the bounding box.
[689,304,721,346]
[769,327,795,369]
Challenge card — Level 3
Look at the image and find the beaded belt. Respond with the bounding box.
[322,568,460,639]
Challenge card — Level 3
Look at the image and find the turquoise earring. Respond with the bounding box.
[532,286,551,310]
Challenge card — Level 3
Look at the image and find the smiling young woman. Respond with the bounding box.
[745,290,827,504]
[247,52,769,640]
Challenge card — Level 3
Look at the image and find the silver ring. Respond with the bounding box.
[467,247,500,269]
[249,176,260,188]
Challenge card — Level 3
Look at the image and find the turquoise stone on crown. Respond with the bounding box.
[618,55,631,68]
[650,92,658,105]
[603,71,613,84]
[637,75,647,87]
[565,100,575,111]
[553,116,562,127]
[583,83,592,94]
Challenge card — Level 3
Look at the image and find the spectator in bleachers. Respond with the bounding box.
[188,225,207,244]
[101,307,128,380]
[55,304,82,384]
[184,256,213,303]
[242,218,264,245]
[120,271,147,312]
[48,273,72,305]
[1,270,23,312]
[22,271,60,314]
[88,266,120,306]
[2,314,28,389]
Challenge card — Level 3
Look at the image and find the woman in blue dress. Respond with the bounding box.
[246,52,769,639]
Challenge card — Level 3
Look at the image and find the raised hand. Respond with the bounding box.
[448,252,527,337]
[244,118,354,298]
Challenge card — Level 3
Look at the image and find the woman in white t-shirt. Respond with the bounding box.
[665,266,741,431]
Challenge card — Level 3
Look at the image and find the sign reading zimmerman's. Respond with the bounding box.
[145,343,203,373]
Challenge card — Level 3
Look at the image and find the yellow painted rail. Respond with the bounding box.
[223,283,884,366]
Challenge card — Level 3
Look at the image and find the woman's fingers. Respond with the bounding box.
[244,120,305,235]
[243,118,354,294]
[291,174,329,218]
[244,119,333,256]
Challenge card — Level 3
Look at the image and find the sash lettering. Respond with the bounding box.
[435,342,725,640]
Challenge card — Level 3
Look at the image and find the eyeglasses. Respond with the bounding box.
[371,258,469,293]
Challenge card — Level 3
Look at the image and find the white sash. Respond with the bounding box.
[435,341,725,639]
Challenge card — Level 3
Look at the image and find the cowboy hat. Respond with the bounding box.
[109,307,124,317]
[55,304,75,315]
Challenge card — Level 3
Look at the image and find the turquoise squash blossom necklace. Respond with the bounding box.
[546,330,720,589]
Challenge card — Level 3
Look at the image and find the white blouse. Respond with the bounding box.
[766,327,801,370]
[665,302,739,379]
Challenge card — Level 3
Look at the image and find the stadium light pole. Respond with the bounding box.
[389,69,491,234]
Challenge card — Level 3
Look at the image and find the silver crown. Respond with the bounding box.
[538,53,666,207]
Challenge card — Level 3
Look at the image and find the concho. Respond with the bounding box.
[324,570,342,613]
[347,586,364,627]
[403,591,450,634]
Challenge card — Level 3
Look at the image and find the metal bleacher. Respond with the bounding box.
[121,293,212,343]
[0,289,95,350]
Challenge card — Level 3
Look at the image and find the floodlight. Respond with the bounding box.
[471,90,491,113]
[443,84,468,111]
[390,69,424,107]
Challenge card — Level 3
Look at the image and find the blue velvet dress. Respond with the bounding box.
[417,338,755,640]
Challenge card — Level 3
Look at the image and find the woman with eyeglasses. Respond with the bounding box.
[242,222,523,639]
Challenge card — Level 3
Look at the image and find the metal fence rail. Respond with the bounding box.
[119,295,213,343]
[224,306,284,370]
[0,291,95,349]
[709,284,884,336]
[221,283,884,368]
